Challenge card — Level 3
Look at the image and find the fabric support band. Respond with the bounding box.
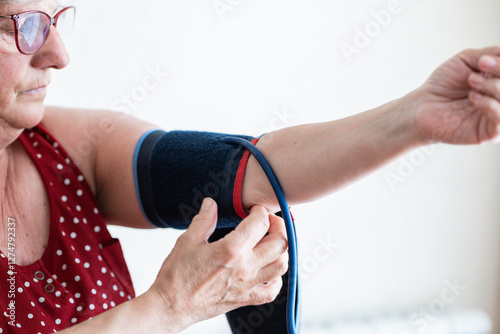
[133,130,255,229]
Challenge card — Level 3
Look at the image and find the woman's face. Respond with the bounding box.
[0,0,69,130]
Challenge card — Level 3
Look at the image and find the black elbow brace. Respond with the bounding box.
[133,130,255,229]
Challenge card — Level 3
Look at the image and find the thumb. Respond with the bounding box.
[187,197,218,242]
[459,46,500,72]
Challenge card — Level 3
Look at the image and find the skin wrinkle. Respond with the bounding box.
[1,149,18,228]
[0,32,13,45]
[0,0,65,266]
[0,140,51,263]
[0,16,15,47]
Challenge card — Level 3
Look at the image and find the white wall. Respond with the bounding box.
[46,0,500,333]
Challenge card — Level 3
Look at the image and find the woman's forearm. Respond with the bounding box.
[242,92,423,211]
[55,290,181,334]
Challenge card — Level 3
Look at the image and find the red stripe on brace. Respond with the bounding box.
[233,138,259,219]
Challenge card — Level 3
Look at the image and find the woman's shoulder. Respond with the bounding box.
[41,106,101,195]
[40,106,159,228]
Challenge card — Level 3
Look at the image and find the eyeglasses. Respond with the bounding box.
[0,6,76,55]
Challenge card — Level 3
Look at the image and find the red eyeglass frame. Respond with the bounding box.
[0,6,76,55]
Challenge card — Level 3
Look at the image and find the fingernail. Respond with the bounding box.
[201,198,213,211]
[470,73,484,86]
[471,91,483,100]
[481,55,497,68]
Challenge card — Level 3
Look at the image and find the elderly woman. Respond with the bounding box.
[1,0,500,333]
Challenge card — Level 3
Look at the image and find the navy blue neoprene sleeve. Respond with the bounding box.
[133,130,255,229]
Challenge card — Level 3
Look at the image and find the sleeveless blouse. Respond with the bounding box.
[0,124,135,333]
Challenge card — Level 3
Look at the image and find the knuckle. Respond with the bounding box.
[274,215,285,225]
[252,292,274,306]
[272,281,283,300]
[277,237,289,255]
[458,49,473,62]
[251,206,270,229]
[234,267,252,283]
[256,214,270,231]
[221,241,244,264]
[263,293,277,305]
[191,214,209,227]
[267,237,288,260]
[175,232,191,245]
[254,279,283,305]
[190,212,203,224]
[274,215,287,234]
[268,283,282,303]
[276,256,289,276]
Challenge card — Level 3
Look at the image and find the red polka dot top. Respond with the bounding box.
[0,124,136,333]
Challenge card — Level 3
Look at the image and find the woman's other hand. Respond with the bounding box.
[411,46,500,144]
[148,198,289,332]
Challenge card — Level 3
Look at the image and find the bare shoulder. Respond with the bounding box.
[42,105,160,228]
[42,106,101,193]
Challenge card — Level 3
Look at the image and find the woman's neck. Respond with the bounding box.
[0,141,16,203]
[0,124,22,190]
[0,118,25,153]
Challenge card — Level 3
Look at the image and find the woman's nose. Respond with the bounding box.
[30,25,70,69]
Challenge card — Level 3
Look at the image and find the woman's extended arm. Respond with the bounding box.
[242,46,500,211]
[242,97,415,211]
[43,47,500,228]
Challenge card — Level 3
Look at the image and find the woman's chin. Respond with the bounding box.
[9,101,46,130]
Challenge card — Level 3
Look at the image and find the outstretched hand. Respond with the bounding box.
[412,46,500,144]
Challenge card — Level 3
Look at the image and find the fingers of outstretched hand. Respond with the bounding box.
[469,91,500,140]
[463,47,500,141]
[478,54,500,76]
[469,71,500,101]
[459,46,500,73]
[185,198,218,243]
[230,205,271,248]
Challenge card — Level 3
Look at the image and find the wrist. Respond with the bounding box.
[398,87,440,146]
[143,289,189,334]
[393,88,432,147]
[144,286,193,334]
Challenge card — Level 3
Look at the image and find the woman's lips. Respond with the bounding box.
[18,86,48,96]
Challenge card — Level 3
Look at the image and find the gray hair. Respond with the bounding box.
[0,0,43,3]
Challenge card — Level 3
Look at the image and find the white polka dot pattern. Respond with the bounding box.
[0,126,135,332]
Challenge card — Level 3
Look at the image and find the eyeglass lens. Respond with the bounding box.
[16,7,75,55]
[54,8,75,47]
[17,12,50,54]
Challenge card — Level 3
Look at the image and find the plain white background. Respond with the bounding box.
[46,0,500,332]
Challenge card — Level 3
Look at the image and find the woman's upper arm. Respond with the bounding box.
[42,106,158,229]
